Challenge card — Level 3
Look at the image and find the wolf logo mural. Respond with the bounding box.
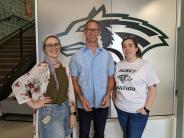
[56,5,168,61]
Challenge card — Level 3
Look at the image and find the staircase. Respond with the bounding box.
[0,37,36,73]
[0,20,36,121]
[0,36,36,99]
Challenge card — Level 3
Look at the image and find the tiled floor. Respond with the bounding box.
[0,120,33,138]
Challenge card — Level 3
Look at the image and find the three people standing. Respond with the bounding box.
[12,19,159,138]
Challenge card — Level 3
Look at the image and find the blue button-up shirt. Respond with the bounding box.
[69,46,115,108]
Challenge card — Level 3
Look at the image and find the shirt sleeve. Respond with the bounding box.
[65,66,75,104]
[11,63,49,104]
[11,64,38,104]
[146,63,160,86]
[107,53,115,76]
[11,75,32,104]
[69,54,79,77]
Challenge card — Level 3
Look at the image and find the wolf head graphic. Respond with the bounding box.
[56,5,168,61]
[118,74,132,84]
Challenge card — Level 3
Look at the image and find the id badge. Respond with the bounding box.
[42,115,51,125]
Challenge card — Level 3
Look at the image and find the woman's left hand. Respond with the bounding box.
[69,115,76,128]
[136,107,148,115]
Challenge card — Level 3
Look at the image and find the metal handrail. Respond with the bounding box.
[0,14,30,22]
[0,20,35,47]
[0,54,36,101]
[0,19,36,100]
[0,20,35,61]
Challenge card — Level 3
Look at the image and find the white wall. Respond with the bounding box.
[73,115,176,138]
[36,0,176,116]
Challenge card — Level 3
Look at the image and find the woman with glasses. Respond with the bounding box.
[12,35,76,138]
[113,35,160,138]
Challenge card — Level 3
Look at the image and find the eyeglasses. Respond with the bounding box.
[85,28,99,33]
[45,43,60,49]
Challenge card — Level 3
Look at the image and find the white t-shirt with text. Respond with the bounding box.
[114,58,160,113]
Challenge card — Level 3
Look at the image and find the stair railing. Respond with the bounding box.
[0,19,35,61]
[0,18,36,100]
[0,14,30,22]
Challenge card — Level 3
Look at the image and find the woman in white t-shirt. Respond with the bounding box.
[113,36,160,138]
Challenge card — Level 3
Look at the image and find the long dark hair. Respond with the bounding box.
[121,35,142,58]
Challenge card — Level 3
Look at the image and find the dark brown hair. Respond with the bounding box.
[121,35,142,58]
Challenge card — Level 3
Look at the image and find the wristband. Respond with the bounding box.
[143,107,150,114]
[70,112,77,116]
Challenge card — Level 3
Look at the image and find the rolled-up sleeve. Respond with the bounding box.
[12,75,32,104]
[69,54,79,77]
[11,63,50,104]
[107,53,115,76]
[11,65,38,104]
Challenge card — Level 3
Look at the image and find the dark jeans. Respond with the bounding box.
[115,106,148,138]
[78,107,109,138]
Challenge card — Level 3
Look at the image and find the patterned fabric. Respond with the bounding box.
[12,63,75,138]
[12,63,50,105]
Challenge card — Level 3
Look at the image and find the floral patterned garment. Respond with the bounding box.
[11,63,75,138]
[12,63,50,104]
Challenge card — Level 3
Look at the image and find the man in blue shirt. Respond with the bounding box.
[69,20,115,138]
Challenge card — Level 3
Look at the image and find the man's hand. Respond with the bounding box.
[100,94,111,108]
[80,97,92,112]
[101,76,114,108]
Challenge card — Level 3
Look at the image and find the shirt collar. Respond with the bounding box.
[82,44,103,52]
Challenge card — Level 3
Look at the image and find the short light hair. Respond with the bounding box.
[84,19,100,30]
